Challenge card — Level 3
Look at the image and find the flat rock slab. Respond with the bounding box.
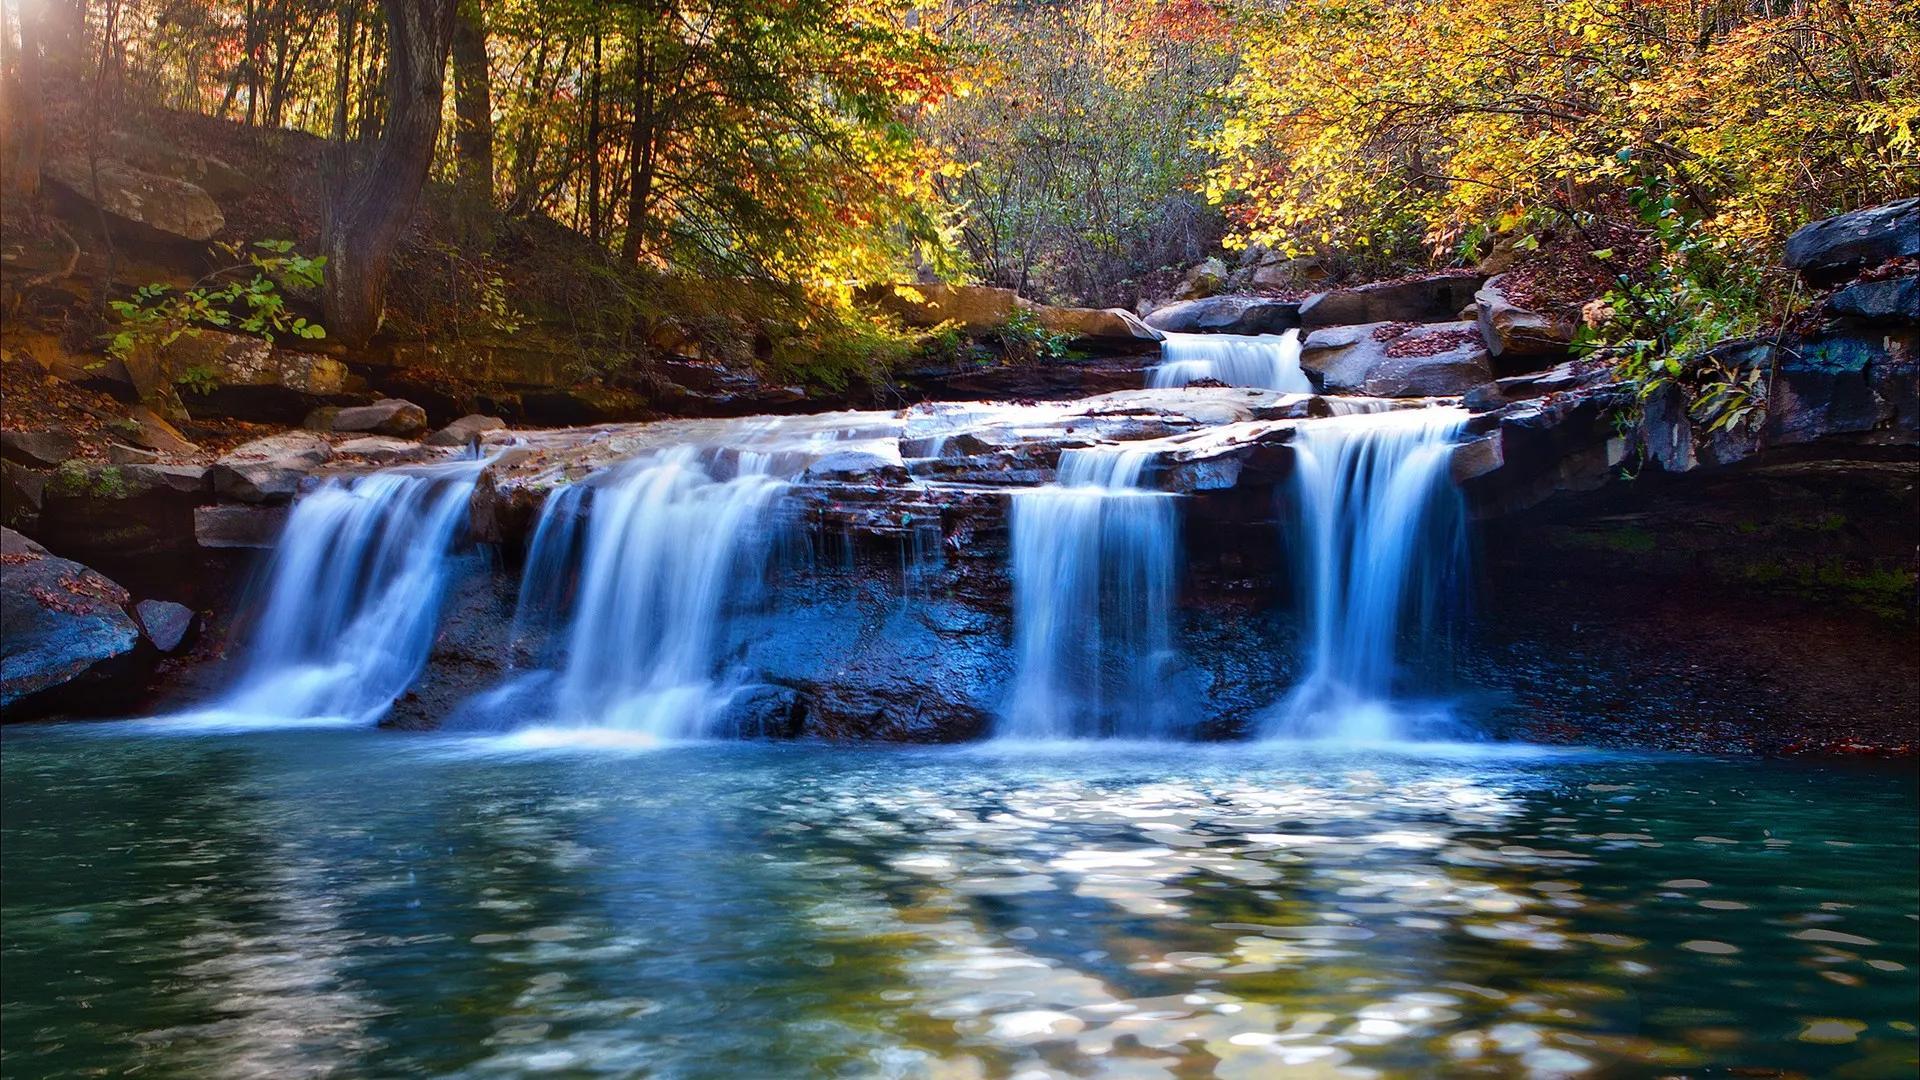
[209,432,332,503]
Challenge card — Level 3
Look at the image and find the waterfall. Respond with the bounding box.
[1267,407,1469,741]
[1001,447,1180,739]
[189,456,487,726]
[506,445,790,738]
[1150,329,1311,392]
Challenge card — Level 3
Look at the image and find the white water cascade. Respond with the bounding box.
[1267,406,1469,741]
[506,445,790,738]
[186,456,488,727]
[1150,329,1311,392]
[1002,447,1180,739]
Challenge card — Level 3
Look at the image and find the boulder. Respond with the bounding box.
[329,398,429,437]
[1302,320,1493,397]
[0,527,141,710]
[1784,198,1920,284]
[133,598,196,653]
[208,432,331,502]
[1475,275,1575,362]
[866,283,1023,333]
[426,414,509,447]
[193,504,290,548]
[1173,257,1229,300]
[1,461,46,528]
[1,430,77,468]
[42,155,225,241]
[1298,273,1486,327]
[1143,295,1301,335]
[105,129,252,201]
[1034,306,1163,342]
[1828,275,1920,322]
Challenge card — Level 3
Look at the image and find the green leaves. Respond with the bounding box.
[103,239,329,362]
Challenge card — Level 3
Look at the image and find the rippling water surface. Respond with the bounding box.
[2,730,1915,1079]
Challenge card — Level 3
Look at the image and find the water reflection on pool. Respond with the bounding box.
[2,730,1915,1078]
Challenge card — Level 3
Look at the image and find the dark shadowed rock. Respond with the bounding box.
[134,598,196,653]
[193,504,290,548]
[426,414,509,447]
[0,528,141,711]
[1299,273,1486,327]
[1,430,76,468]
[1,462,46,528]
[209,432,332,502]
[330,399,429,437]
[1144,295,1300,335]
[1828,275,1920,322]
[1784,198,1920,284]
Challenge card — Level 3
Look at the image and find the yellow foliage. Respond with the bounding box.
[1209,0,1920,264]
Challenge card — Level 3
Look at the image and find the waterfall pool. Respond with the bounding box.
[3,729,1913,1078]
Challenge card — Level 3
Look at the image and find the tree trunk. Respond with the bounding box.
[586,23,601,243]
[321,0,456,348]
[622,9,658,265]
[450,1,492,233]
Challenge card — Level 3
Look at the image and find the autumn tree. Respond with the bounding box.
[321,0,456,345]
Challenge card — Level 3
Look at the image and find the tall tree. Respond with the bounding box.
[321,0,456,346]
[450,0,492,230]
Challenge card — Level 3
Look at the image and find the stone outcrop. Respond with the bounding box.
[1784,197,1920,284]
[868,283,1022,333]
[0,528,142,710]
[208,432,332,503]
[1172,257,1229,300]
[42,155,225,241]
[1301,321,1492,396]
[1143,295,1300,335]
[1298,273,1486,327]
[1474,275,1575,363]
[1829,275,1919,321]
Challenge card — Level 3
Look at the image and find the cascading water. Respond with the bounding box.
[182,456,488,727]
[1150,329,1311,392]
[1267,406,1469,741]
[1002,447,1180,739]
[501,445,790,739]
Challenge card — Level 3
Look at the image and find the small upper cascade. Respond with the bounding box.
[1002,446,1180,740]
[1150,329,1311,392]
[1266,406,1470,742]
[506,445,791,738]
[183,455,488,727]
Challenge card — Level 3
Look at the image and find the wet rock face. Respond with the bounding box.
[1784,197,1920,284]
[0,528,142,711]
